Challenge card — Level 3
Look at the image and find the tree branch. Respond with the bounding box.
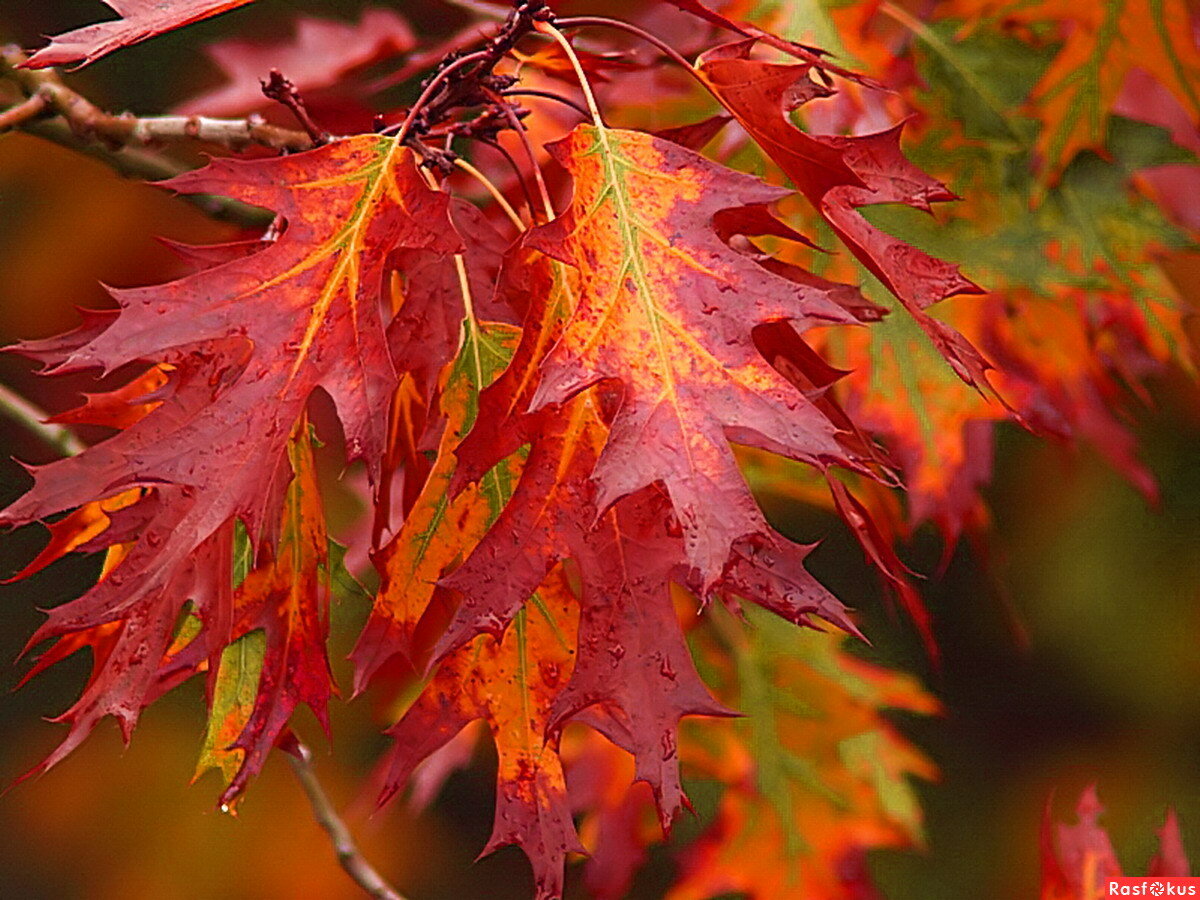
[0,92,48,131]
[2,46,313,151]
[0,46,297,226]
[284,738,408,900]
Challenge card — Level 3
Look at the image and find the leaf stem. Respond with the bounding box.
[552,16,701,80]
[534,22,605,129]
[479,136,541,223]
[484,93,556,222]
[0,382,85,457]
[501,88,590,120]
[285,739,408,900]
[453,157,527,231]
[417,166,482,340]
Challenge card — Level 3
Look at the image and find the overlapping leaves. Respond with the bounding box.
[2,135,457,793]
[9,0,1196,897]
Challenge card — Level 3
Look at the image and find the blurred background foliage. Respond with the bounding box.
[1,1,1199,898]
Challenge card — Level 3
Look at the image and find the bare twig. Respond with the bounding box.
[483,88,555,221]
[1,47,313,152]
[383,48,492,142]
[0,47,282,226]
[17,117,271,226]
[553,16,703,80]
[284,738,407,900]
[261,69,329,146]
[0,382,85,457]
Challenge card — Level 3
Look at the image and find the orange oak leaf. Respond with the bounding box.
[45,363,170,430]
[946,0,1200,178]
[670,610,938,900]
[351,320,521,685]
[2,135,458,781]
[445,391,737,829]
[438,156,873,835]
[25,0,257,69]
[375,570,584,900]
[182,422,333,806]
[445,389,862,834]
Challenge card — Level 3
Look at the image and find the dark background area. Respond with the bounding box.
[2,3,1199,898]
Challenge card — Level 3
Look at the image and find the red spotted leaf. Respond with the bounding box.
[521,123,871,585]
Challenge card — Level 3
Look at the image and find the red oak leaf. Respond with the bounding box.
[695,40,994,394]
[2,136,458,781]
[25,0,257,69]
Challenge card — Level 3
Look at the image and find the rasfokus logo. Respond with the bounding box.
[1107,878,1200,896]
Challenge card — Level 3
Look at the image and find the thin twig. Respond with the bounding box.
[533,23,606,127]
[502,87,590,119]
[17,117,270,226]
[479,136,540,222]
[0,382,85,457]
[0,48,280,226]
[285,740,407,900]
[261,69,329,146]
[484,89,555,221]
[383,49,492,143]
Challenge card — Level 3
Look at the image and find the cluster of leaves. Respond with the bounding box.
[1,0,1197,897]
